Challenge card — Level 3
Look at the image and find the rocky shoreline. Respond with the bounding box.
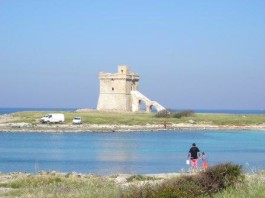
[0,122,265,132]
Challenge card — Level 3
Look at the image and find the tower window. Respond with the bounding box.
[112,87,114,91]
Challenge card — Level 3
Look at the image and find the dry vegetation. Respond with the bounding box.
[0,163,264,198]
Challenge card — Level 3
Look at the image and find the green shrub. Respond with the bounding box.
[199,163,244,197]
[153,175,202,198]
[155,109,171,118]
[120,163,244,198]
[173,110,194,118]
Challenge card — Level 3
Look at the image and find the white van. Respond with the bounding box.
[40,113,65,123]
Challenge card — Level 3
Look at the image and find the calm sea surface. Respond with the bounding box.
[0,107,265,115]
[0,131,264,175]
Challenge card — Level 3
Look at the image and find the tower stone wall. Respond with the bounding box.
[97,65,140,111]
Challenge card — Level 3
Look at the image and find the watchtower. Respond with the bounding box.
[97,65,140,111]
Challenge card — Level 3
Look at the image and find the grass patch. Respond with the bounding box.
[2,174,119,198]
[126,175,159,182]
[7,111,265,126]
[0,165,265,198]
[214,171,265,198]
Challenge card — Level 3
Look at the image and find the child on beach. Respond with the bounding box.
[201,152,208,170]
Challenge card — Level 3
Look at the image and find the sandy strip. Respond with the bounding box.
[0,122,265,132]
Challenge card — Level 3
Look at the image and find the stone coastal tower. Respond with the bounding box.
[97,65,165,112]
[97,65,139,111]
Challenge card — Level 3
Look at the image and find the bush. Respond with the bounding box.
[120,163,244,198]
[173,110,194,118]
[153,175,202,198]
[199,163,244,196]
[155,109,171,118]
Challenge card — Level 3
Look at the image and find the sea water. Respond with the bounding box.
[0,131,264,175]
[1,108,265,115]
[0,107,77,114]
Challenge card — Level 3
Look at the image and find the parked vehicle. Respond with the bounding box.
[72,117,82,124]
[40,113,65,123]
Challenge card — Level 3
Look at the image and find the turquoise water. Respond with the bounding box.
[0,131,264,175]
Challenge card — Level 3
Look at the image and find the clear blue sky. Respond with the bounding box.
[0,0,264,110]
